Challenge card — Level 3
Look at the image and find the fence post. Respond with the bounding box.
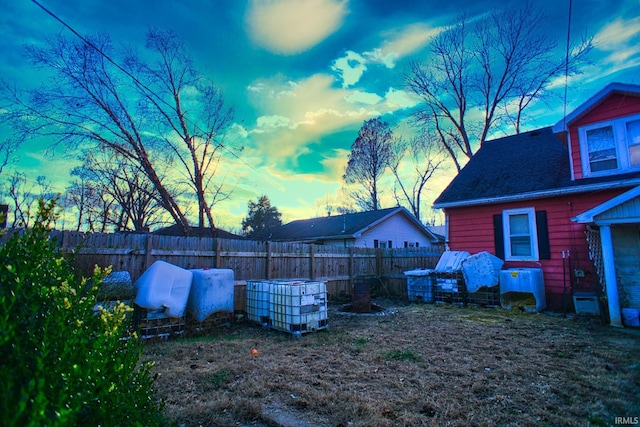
[375,248,382,277]
[215,238,221,268]
[309,244,315,280]
[348,247,354,288]
[145,234,153,271]
[266,241,272,279]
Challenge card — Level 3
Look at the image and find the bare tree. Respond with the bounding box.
[343,117,394,211]
[2,29,235,235]
[406,2,592,171]
[65,151,167,232]
[387,132,446,222]
[63,170,105,232]
[0,136,20,177]
[5,173,55,228]
[130,29,235,234]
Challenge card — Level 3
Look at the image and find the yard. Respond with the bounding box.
[143,300,640,427]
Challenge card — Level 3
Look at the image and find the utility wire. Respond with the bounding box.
[561,0,573,134]
[30,0,282,190]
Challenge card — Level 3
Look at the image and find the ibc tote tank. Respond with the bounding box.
[269,280,329,337]
[187,268,235,322]
[246,280,272,326]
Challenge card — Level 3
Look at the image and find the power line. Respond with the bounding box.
[30,0,283,190]
[561,0,573,134]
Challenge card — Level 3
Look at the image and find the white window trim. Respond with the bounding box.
[579,113,640,177]
[502,207,539,261]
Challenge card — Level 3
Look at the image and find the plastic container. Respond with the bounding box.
[134,260,193,318]
[269,280,328,337]
[99,271,135,299]
[622,308,640,327]
[187,268,235,322]
[572,291,600,315]
[404,269,434,303]
[246,280,272,325]
[499,268,546,312]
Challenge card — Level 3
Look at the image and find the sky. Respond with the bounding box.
[1,0,639,232]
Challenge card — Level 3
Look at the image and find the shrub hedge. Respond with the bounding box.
[0,199,165,426]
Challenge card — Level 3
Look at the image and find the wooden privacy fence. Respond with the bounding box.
[51,231,444,300]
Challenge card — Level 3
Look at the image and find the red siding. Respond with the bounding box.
[446,190,629,310]
[569,94,640,179]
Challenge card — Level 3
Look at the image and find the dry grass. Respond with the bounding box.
[143,299,640,427]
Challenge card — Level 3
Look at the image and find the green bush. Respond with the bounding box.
[0,199,164,426]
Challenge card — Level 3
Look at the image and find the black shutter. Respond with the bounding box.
[536,210,550,259]
[493,214,505,259]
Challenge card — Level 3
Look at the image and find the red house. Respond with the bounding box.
[433,83,640,326]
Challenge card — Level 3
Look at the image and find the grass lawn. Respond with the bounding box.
[143,299,640,427]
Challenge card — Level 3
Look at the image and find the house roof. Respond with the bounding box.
[154,224,244,239]
[553,82,640,133]
[261,206,439,242]
[433,126,640,209]
[434,127,568,207]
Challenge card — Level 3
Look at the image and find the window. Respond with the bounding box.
[579,114,640,176]
[585,126,617,172]
[502,208,539,261]
[627,119,640,166]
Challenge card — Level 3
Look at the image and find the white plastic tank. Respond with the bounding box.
[246,280,272,326]
[269,280,328,337]
[187,268,235,322]
[134,260,193,318]
[499,268,546,312]
[404,269,434,302]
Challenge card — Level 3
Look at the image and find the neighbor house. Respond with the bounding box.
[154,225,244,239]
[262,206,443,249]
[433,82,640,326]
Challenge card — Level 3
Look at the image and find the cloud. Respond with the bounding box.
[244,72,423,170]
[590,15,640,76]
[245,0,348,55]
[344,90,382,105]
[332,50,367,88]
[256,114,295,129]
[383,87,420,110]
[319,148,350,180]
[331,22,438,88]
[364,23,438,68]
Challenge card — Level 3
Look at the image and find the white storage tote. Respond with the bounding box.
[269,280,328,337]
[246,280,272,325]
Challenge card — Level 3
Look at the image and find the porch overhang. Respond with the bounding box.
[572,186,640,225]
[571,185,640,328]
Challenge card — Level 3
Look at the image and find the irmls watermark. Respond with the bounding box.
[615,416,640,425]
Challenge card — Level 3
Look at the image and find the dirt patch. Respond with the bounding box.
[143,299,640,426]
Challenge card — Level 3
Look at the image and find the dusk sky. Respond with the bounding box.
[1,0,639,232]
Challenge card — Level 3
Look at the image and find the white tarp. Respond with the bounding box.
[460,251,504,293]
